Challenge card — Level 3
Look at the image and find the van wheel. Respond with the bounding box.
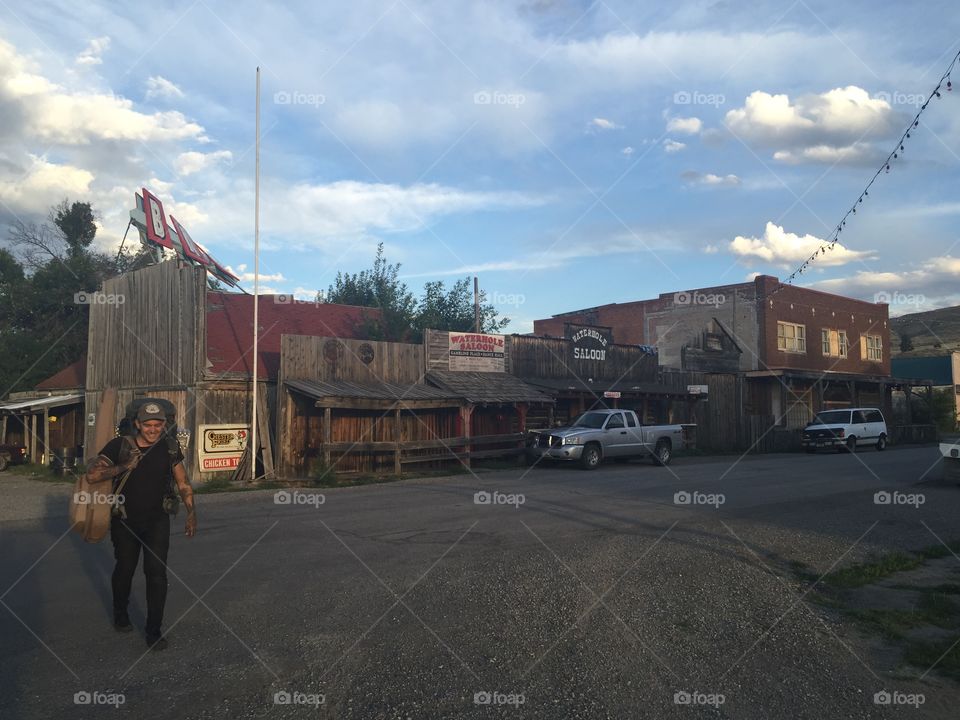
[580,444,602,470]
[846,437,857,453]
[876,435,887,451]
[653,440,672,466]
[0,455,8,472]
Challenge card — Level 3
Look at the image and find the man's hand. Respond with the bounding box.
[185,510,197,538]
[173,461,196,538]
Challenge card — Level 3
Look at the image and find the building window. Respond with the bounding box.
[861,334,883,361]
[777,322,806,353]
[821,329,849,358]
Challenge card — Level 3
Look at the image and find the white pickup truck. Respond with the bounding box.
[527,409,685,470]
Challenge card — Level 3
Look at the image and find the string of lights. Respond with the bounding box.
[774,45,960,294]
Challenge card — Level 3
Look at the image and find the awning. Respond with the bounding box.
[285,379,462,408]
[426,371,553,404]
[0,393,83,413]
[520,377,687,396]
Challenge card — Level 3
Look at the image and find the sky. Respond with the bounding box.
[1,0,959,333]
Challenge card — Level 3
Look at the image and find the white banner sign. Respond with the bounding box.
[198,424,249,472]
[448,332,505,372]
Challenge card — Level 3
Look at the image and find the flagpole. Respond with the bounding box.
[251,67,260,483]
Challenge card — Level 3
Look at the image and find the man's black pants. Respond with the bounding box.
[111,514,170,637]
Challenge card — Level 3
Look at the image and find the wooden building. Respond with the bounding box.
[82,261,376,479]
[278,334,552,477]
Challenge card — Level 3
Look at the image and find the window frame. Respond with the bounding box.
[777,321,807,353]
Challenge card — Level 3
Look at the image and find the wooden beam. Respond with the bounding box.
[42,408,49,468]
[256,389,274,477]
[394,408,401,475]
[323,406,332,470]
[0,415,6,444]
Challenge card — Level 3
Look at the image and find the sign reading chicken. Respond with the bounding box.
[448,332,506,372]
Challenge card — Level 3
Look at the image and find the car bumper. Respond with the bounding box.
[526,445,584,462]
[802,438,843,448]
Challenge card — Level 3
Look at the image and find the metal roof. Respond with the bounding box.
[425,371,553,404]
[285,378,460,404]
[0,393,84,413]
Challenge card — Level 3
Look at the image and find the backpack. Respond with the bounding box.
[116,398,182,514]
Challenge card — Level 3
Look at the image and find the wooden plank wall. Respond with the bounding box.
[278,334,425,477]
[508,335,657,383]
[281,334,425,384]
[86,261,206,392]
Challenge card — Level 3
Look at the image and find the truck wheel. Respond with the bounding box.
[580,444,602,470]
[876,435,887,451]
[0,455,8,472]
[653,440,672,466]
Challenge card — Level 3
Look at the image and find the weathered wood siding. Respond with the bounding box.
[86,261,206,391]
[508,335,657,383]
[281,335,424,384]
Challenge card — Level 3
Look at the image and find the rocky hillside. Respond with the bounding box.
[890,306,960,357]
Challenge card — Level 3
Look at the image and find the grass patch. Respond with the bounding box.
[10,463,76,483]
[903,637,960,681]
[194,477,283,494]
[843,608,922,640]
[919,541,960,560]
[821,553,924,589]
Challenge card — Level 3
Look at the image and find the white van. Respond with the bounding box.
[801,408,888,453]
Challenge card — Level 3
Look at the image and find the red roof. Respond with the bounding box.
[205,293,379,379]
[36,356,86,390]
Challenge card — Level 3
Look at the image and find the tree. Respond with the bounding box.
[899,332,914,352]
[2,200,122,393]
[414,277,509,333]
[322,244,511,340]
[322,243,417,341]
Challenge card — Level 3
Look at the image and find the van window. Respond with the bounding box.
[813,410,851,425]
[626,413,637,428]
[866,410,884,423]
[853,411,868,423]
[606,413,625,429]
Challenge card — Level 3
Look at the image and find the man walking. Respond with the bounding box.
[88,402,197,650]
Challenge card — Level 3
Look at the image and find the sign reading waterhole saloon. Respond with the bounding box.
[567,324,613,363]
[198,424,249,472]
[448,332,505,372]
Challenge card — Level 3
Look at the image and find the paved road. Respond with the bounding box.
[2,446,959,719]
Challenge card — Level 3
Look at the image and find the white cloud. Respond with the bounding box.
[0,156,94,214]
[725,86,897,164]
[146,76,185,100]
[663,139,686,153]
[811,257,960,313]
[704,244,719,254]
[622,146,635,156]
[682,171,741,187]
[174,150,233,176]
[0,39,205,145]
[729,222,872,266]
[589,117,622,131]
[666,117,702,134]
[76,37,110,66]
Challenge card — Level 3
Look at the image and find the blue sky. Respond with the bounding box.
[1,0,959,332]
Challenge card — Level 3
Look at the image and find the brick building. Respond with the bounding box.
[533,275,921,437]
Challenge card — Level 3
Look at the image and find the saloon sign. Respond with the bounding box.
[448,332,506,372]
[567,324,613,363]
[198,424,249,472]
[131,188,240,287]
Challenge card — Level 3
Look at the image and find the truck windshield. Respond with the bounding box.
[571,412,608,429]
[812,410,852,425]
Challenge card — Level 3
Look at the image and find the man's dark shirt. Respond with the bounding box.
[99,437,183,519]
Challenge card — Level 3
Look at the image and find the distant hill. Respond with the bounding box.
[890,306,960,357]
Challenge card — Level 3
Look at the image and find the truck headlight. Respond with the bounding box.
[563,436,582,445]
